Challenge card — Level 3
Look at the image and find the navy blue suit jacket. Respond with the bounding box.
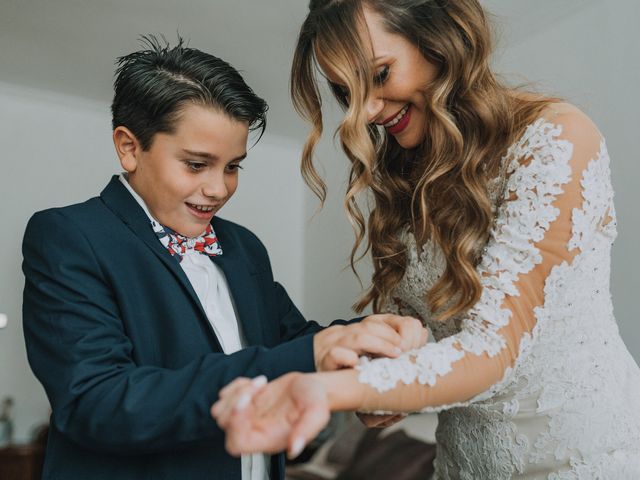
[22,176,340,479]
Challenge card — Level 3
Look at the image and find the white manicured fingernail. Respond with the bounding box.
[235,393,251,411]
[394,347,402,355]
[289,437,305,459]
[252,375,267,387]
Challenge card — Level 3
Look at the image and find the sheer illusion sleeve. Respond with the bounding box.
[354,109,612,413]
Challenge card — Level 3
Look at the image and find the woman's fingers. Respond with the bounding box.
[224,408,288,456]
[287,402,331,459]
[211,376,267,427]
[219,377,251,397]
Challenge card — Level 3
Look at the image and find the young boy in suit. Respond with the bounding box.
[21,37,423,480]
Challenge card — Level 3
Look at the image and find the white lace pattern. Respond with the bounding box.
[356,119,640,478]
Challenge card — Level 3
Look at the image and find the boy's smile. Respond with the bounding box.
[114,103,248,237]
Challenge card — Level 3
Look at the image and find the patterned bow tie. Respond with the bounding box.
[151,220,223,262]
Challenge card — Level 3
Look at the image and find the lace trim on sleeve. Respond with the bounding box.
[569,140,616,251]
[357,120,573,396]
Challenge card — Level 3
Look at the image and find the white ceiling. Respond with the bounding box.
[0,0,597,139]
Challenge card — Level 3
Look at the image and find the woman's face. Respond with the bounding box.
[321,7,439,149]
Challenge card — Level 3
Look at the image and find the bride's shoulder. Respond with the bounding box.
[538,102,603,150]
[512,102,605,171]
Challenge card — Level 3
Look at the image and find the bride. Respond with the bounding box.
[212,1,640,477]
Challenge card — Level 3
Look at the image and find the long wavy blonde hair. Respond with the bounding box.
[292,0,556,320]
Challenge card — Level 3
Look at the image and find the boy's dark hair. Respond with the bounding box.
[111,35,268,150]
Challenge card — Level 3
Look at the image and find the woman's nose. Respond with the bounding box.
[365,92,385,123]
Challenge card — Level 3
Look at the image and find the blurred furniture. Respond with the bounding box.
[0,425,47,480]
[286,414,436,480]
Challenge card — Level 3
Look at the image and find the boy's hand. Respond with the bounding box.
[313,314,427,372]
[361,314,428,352]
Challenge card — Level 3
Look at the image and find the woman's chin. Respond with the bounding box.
[394,135,421,150]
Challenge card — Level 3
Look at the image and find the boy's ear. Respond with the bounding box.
[113,126,142,173]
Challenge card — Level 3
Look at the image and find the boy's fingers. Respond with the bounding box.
[358,321,403,346]
[325,346,359,370]
[351,334,402,358]
[401,327,429,351]
[385,316,427,351]
[420,328,429,346]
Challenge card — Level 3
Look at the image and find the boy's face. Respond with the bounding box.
[116,104,248,237]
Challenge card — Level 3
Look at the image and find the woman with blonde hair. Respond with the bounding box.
[212,0,640,477]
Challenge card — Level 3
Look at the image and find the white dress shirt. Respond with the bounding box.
[119,174,269,480]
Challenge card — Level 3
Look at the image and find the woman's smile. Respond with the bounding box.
[382,104,412,135]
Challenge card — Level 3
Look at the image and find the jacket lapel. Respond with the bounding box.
[100,176,222,349]
[210,219,265,347]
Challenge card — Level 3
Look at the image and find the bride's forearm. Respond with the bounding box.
[313,369,367,411]
[312,369,431,413]
[311,346,505,413]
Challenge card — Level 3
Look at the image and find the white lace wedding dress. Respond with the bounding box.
[356,112,640,479]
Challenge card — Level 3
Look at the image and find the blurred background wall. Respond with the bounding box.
[1,0,638,442]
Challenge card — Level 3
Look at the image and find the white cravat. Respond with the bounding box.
[119,174,269,480]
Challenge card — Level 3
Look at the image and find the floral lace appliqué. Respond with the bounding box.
[356,120,572,395]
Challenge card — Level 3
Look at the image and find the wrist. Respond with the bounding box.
[314,369,366,411]
[312,330,326,370]
[312,325,340,371]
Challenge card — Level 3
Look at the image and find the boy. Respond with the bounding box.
[21,37,421,480]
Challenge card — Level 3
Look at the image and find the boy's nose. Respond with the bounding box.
[202,174,228,199]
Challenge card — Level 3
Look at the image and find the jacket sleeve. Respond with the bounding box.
[22,211,317,454]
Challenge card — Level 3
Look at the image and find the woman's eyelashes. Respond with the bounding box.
[373,65,390,85]
[328,66,388,104]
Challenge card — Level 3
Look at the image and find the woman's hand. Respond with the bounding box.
[211,372,331,459]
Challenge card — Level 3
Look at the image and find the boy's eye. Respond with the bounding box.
[373,65,390,85]
[225,163,244,173]
[185,161,206,172]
